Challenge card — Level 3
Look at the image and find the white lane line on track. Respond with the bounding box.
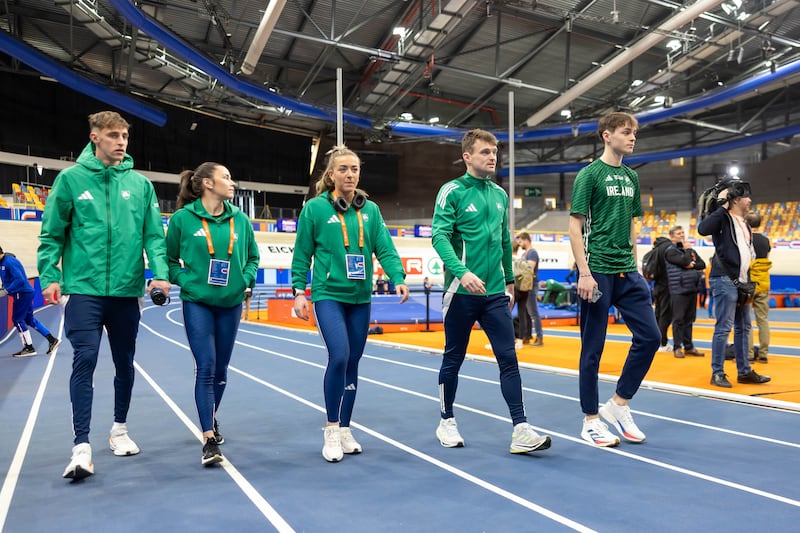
[138,321,295,533]
[228,351,596,533]
[238,327,800,449]
[0,309,65,531]
[231,327,800,507]
[155,314,594,531]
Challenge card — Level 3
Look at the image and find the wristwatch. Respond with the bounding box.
[293,287,305,297]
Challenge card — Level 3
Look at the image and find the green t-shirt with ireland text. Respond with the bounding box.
[570,159,641,274]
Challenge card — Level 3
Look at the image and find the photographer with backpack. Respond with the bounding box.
[517,232,543,346]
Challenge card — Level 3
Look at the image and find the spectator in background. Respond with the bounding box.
[697,266,708,310]
[664,228,706,358]
[651,232,675,352]
[517,232,543,346]
[704,259,714,318]
[511,240,530,349]
[0,245,61,357]
[566,262,579,284]
[697,182,769,388]
[291,145,408,463]
[374,274,389,295]
[38,111,171,480]
[746,212,771,363]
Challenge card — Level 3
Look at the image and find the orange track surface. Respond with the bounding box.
[253,315,800,404]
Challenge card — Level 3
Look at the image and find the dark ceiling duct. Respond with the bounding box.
[0,30,167,126]
[108,0,373,129]
[388,56,800,142]
[498,122,800,177]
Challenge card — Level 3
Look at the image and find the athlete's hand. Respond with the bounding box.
[42,282,61,305]
[395,284,410,303]
[460,272,486,295]
[505,283,515,309]
[293,294,310,321]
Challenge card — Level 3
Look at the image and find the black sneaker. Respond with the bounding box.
[737,370,771,384]
[710,372,732,388]
[12,345,37,358]
[47,336,62,355]
[213,419,224,445]
[201,437,223,466]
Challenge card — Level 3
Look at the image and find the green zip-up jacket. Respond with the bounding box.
[37,142,168,296]
[432,173,514,295]
[291,191,405,304]
[166,199,260,308]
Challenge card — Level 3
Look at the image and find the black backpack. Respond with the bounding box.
[642,238,670,281]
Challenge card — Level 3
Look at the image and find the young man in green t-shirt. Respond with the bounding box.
[568,112,660,448]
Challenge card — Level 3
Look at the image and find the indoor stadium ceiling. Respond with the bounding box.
[2,0,800,165]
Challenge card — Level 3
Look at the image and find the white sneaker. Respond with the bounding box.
[339,427,362,454]
[436,417,465,448]
[322,425,343,462]
[63,443,94,479]
[514,338,523,349]
[580,418,620,447]
[109,423,140,456]
[509,422,551,454]
[599,399,646,443]
[657,343,673,353]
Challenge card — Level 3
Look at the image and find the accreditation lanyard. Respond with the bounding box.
[337,209,364,251]
[201,218,235,259]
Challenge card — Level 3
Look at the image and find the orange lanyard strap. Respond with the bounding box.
[201,218,235,258]
[337,210,364,250]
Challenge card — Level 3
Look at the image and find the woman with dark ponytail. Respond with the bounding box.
[166,162,260,467]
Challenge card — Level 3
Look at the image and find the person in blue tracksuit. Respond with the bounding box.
[0,245,60,357]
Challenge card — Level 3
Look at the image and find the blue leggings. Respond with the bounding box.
[12,291,52,337]
[439,292,527,425]
[64,295,140,445]
[313,299,370,426]
[578,272,660,415]
[183,301,242,433]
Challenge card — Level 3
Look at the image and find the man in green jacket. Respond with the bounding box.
[38,111,171,481]
[431,129,551,455]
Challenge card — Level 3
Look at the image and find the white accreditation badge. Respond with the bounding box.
[208,259,231,286]
[345,254,366,280]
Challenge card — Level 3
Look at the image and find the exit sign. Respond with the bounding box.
[524,187,542,197]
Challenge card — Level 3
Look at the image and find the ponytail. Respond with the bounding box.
[176,162,219,209]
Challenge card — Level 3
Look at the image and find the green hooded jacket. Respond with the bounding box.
[166,199,260,308]
[291,191,405,304]
[38,142,168,296]
[431,173,514,295]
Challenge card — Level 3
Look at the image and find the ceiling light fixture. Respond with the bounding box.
[666,39,682,52]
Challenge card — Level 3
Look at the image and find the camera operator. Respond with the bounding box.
[697,179,769,388]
